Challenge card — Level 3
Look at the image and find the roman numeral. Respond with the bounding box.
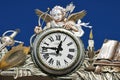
[55,35,61,41]
[64,59,68,64]
[43,53,49,60]
[56,60,61,66]
[67,42,73,46]
[48,37,54,42]
[48,58,54,64]
[67,54,73,60]
[63,36,67,42]
[42,47,48,52]
[69,49,75,52]
[44,42,49,46]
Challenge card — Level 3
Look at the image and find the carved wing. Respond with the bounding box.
[35,9,53,23]
[68,10,86,22]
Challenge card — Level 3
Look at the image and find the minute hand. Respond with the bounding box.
[42,46,57,50]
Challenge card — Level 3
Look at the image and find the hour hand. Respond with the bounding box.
[56,41,63,55]
[42,46,57,50]
[58,41,63,51]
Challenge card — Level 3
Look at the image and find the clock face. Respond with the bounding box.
[38,32,78,70]
[32,28,84,75]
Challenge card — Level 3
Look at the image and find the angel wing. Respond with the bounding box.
[35,9,53,23]
[68,10,86,22]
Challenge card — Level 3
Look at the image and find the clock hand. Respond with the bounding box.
[58,41,63,51]
[56,49,59,55]
[56,41,63,55]
[42,52,59,55]
[42,46,57,50]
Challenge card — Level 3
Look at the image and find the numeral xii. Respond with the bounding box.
[55,35,61,40]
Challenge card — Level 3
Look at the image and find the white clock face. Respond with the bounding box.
[38,32,78,70]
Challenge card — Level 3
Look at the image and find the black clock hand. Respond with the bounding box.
[42,46,57,50]
[56,41,63,55]
[42,52,62,56]
[56,49,59,55]
[58,41,63,51]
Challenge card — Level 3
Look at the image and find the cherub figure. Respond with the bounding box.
[34,3,91,37]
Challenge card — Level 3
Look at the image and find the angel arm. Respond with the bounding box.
[35,9,53,23]
[64,21,78,32]
[42,22,51,30]
[68,10,86,22]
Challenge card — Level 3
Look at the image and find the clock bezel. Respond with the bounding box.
[31,27,85,76]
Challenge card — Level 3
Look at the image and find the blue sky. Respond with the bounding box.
[0,0,120,50]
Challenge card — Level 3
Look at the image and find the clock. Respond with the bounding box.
[31,27,85,76]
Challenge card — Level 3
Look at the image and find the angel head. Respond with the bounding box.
[50,6,66,22]
[35,4,86,24]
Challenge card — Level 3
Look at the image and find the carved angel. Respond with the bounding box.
[34,3,88,37]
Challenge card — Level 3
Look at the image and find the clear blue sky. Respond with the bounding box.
[0,0,120,50]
